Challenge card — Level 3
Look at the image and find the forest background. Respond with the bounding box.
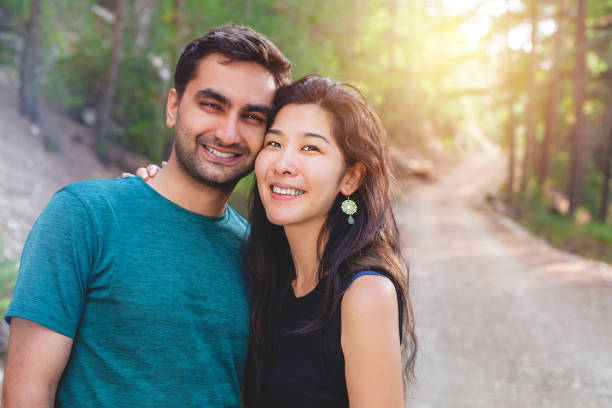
[0,0,611,312]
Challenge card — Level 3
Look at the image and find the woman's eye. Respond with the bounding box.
[266,141,281,148]
[303,145,319,152]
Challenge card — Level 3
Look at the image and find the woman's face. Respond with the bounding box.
[255,103,356,228]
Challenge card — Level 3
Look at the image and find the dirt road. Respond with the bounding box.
[399,154,612,407]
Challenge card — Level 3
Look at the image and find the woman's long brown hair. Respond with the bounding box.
[243,75,416,406]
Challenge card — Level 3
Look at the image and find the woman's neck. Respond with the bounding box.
[284,220,326,297]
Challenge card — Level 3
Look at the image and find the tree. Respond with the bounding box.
[19,0,42,122]
[504,0,517,204]
[97,0,125,155]
[600,118,612,222]
[538,1,565,185]
[520,0,539,193]
[568,0,588,216]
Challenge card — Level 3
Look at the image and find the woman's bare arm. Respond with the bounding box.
[342,275,404,408]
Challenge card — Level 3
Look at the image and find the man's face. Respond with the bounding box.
[166,53,276,188]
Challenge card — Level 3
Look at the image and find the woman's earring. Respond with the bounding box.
[341,195,357,225]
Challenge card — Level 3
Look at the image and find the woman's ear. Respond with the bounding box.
[340,162,366,196]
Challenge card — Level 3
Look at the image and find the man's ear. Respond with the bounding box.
[340,162,366,196]
[166,88,179,128]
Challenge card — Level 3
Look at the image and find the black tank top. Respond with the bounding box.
[261,271,401,407]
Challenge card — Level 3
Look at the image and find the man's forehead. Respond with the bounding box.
[188,54,276,105]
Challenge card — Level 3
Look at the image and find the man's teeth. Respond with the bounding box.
[272,186,305,196]
[206,146,236,158]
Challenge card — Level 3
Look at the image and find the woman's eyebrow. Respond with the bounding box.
[304,132,330,144]
[266,129,330,144]
[267,128,283,136]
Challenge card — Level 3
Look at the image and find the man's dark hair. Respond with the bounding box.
[174,24,291,99]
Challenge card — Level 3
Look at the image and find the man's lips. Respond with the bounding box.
[201,144,242,163]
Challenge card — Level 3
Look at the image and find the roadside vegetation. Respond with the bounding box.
[0,230,18,315]
[513,186,612,264]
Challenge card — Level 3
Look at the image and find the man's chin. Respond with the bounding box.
[190,168,253,189]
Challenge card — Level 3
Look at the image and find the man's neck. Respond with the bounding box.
[147,159,234,217]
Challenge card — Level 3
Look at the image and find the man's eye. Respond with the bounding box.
[244,114,265,124]
[201,102,220,110]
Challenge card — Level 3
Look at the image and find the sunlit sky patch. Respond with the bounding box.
[440,0,556,53]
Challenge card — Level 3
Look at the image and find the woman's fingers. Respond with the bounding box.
[130,162,165,181]
[146,164,161,178]
[136,167,150,181]
[121,172,135,178]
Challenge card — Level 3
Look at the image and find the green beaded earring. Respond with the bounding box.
[341,195,357,224]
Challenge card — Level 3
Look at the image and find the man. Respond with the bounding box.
[2,24,291,407]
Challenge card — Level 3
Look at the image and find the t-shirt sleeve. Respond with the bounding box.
[4,188,98,338]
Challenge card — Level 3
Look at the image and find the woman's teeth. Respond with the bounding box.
[272,186,305,196]
[206,146,236,158]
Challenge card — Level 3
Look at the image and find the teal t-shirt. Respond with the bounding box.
[5,177,250,407]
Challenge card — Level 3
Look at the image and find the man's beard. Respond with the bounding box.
[174,126,254,189]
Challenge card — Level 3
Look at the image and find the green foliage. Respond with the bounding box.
[515,183,612,264]
[116,52,172,161]
[228,172,254,218]
[0,229,18,316]
[0,257,18,316]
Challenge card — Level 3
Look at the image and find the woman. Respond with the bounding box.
[137,75,416,406]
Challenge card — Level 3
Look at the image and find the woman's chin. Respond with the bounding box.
[264,210,304,227]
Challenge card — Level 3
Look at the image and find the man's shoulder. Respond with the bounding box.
[224,205,250,239]
[226,205,248,228]
[59,177,145,204]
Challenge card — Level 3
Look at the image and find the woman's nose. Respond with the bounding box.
[273,149,297,175]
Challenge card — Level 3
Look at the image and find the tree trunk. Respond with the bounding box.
[538,1,565,185]
[568,0,588,216]
[506,101,517,204]
[505,0,517,205]
[245,0,253,16]
[164,0,183,160]
[19,0,42,122]
[599,111,612,222]
[520,0,539,193]
[134,0,156,48]
[97,0,125,155]
[170,0,183,69]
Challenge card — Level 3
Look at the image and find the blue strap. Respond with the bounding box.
[346,271,404,342]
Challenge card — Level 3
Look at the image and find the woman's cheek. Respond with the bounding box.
[254,153,268,184]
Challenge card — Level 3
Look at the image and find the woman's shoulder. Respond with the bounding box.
[341,272,398,322]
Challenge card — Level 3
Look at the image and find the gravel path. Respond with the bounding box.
[400,154,612,407]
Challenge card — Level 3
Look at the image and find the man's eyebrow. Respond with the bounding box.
[195,88,230,106]
[245,104,272,116]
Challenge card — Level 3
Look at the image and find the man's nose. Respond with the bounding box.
[215,114,241,146]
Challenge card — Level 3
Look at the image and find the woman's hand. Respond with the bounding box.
[121,161,167,181]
